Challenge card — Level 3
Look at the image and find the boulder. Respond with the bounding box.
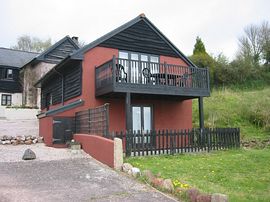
[211,193,228,202]
[161,179,174,192]
[22,149,36,160]
[142,170,155,182]
[130,167,141,177]
[197,193,211,202]
[122,163,133,173]
[37,137,44,143]
[25,140,32,145]
[187,188,200,202]
[152,177,164,188]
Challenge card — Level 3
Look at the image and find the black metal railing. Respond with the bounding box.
[74,104,109,137]
[109,128,240,156]
[95,56,210,94]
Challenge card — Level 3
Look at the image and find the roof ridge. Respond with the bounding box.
[0,47,39,54]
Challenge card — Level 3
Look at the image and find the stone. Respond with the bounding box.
[114,138,123,170]
[122,163,133,173]
[152,177,164,188]
[25,140,32,145]
[211,193,228,202]
[5,140,11,145]
[2,135,8,141]
[187,188,200,202]
[197,193,211,202]
[161,179,174,192]
[37,137,44,143]
[32,139,38,144]
[12,140,20,146]
[26,135,32,140]
[22,149,36,160]
[130,167,141,178]
[142,170,155,182]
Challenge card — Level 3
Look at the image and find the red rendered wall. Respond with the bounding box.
[74,134,114,168]
[39,116,53,146]
[38,46,193,145]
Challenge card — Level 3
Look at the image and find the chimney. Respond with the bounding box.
[72,36,79,45]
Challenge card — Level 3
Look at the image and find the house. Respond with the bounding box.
[20,36,80,108]
[0,48,37,111]
[35,14,210,147]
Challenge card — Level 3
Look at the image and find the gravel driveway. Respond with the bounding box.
[0,144,176,202]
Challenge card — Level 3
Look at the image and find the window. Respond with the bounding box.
[45,93,52,110]
[1,94,12,106]
[119,51,159,83]
[5,69,13,80]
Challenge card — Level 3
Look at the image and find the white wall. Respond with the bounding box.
[0,108,39,137]
[0,92,23,118]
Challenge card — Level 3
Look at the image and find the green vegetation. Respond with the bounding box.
[126,148,270,202]
[193,87,270,141]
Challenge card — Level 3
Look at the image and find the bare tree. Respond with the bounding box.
[238,21,270,65]
[11,35,51,53]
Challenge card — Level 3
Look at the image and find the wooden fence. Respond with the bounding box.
[74,104,109,136]
[110,128,240,156]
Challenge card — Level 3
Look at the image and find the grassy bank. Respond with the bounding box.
[192,87,270,141]
[126,148,270,202]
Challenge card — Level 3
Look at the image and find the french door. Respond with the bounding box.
[132,106,152,143]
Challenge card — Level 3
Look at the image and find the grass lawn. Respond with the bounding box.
[192,87,270,141]
[126,148,270,202]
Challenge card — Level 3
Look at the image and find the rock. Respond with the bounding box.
[25,140,32,145]
[37,137,44,143]
[197,193,211,202]
[32,139,37,144]
[211,193,228,202]
[122,163,133,173]
[12,140,20,146]
[152,177,164,188]
[1,135,8,141]
[161,179,174,192]
[5,140,11,145]
[130,167,141,177]
[142,170,155,182]
[25,135,32,140]
[22,149,36,160]
[187,188,200,202]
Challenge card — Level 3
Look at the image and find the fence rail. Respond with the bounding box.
[110,128,240,156]
[74,104,109,136]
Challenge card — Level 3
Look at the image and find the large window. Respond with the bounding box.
[118,51,159,83]
[1,94,12,106]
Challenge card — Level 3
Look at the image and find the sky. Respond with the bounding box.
[0,0,269,60]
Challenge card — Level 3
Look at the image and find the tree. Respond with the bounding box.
[11,35,51,53]
[193,36,206,55]
[238,21,270,65]
[189,36,215,86]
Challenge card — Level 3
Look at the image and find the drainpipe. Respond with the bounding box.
[52,68,64,106]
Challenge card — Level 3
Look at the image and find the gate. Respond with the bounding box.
[53,117,75,144]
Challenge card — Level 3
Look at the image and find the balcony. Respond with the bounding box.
[95,57,210,98]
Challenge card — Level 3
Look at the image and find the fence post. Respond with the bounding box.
[125,130,131,157]
[104,103,110,137]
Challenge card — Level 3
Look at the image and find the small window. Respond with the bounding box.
[5,69,13,79]
[119,51,129,59]
[1,94,12,106]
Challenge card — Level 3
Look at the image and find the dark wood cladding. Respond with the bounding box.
[99,20,178,57]
[41,61,82,109]
[44,40,78,63]
[0,66,21,93]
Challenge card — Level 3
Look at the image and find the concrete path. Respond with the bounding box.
[0,145,177,202]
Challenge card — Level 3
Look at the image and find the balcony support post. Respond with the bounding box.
[112,55,116,87]
[125,92,132,132]
[198,96,204,129]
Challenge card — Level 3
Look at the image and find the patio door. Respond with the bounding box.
[132,106,152,143]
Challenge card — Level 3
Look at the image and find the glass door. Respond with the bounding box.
[132,106,152,144]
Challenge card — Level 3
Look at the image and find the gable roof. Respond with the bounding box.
[0,47,37,68]
[21,35,80,68]
[71,14,195,67]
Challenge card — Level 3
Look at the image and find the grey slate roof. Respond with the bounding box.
[0,47,37,68]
